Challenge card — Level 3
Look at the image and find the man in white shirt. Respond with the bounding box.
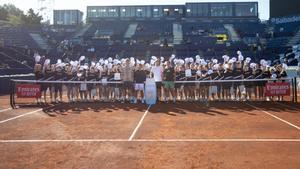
[120,59,134,102]
[151,59,163,101]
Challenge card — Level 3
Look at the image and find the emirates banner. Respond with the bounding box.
[16,84,41,98]
[265,82,290,96]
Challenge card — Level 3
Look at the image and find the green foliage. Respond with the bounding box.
[23,8,43,25]
[0,6,8,20]
[2,3,23,17]
[0,4,42,25]
[7,14,24,26]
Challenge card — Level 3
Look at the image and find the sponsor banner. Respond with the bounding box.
[265,82,290,96]
[16,84,41,98]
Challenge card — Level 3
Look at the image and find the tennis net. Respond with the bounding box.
[9,77,298,108]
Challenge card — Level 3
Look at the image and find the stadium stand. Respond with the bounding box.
[0,3,299,74]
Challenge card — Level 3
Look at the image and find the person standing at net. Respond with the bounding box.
[120,59,134,103]
[42,59,53,103]
[54,60,64,103]
[163,61,176,103]
[34,54,43,103]
[87,62,97,101]
[151,58,163,102]
[134,62,148,103]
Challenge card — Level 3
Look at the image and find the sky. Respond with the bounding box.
[0,0,270,21]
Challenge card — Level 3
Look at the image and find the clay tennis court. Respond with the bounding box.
[0,95,300,169]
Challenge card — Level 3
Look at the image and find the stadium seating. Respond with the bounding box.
[1,17,300,70]
[0,23,39,49]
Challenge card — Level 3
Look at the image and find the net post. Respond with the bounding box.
[9,80,16,109]
[294,77,297,103]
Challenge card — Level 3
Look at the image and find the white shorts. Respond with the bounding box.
[134,83,144,91]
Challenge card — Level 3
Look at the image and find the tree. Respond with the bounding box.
[0,4,24,23]
[2,3,23,16]
[0,6,8,20]
[0,4,42,26]
[23,8,43,26]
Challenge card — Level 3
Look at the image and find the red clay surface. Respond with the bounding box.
[0,103,148,140]
[1,142,300,169]
[250,102,300,126]
[136,102,300,139]
[0,95,300,169]
[0,95,11,110]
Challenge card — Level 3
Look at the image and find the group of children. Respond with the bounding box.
[33,51,288,104]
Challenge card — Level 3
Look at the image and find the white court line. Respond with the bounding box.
[0,108,12,113]
[245,102,300,130]
[128,105,151,141]
[1,138,300,143]
[0,108,43,124]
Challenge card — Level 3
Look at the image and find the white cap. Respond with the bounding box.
[79,56,85,61]
[184,58,189,63]
[35,55,41,63]
[250,63,256,69]
[245,57,251,63]
[231,57,237,62]
[113,59,120,65]
[150,59,156,65]
[56,59,62,65]
[170,54,175,60]
[238,54,244,61]
[119,58,124,62]
[189,57,194,63]
[212,64,219,70]
[222,55,229,62]
[201,61,207,66]
[145,63,151,69]
[260,59,266,65]
[44,59,50,66]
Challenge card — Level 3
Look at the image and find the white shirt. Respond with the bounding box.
[151,66,163,82]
